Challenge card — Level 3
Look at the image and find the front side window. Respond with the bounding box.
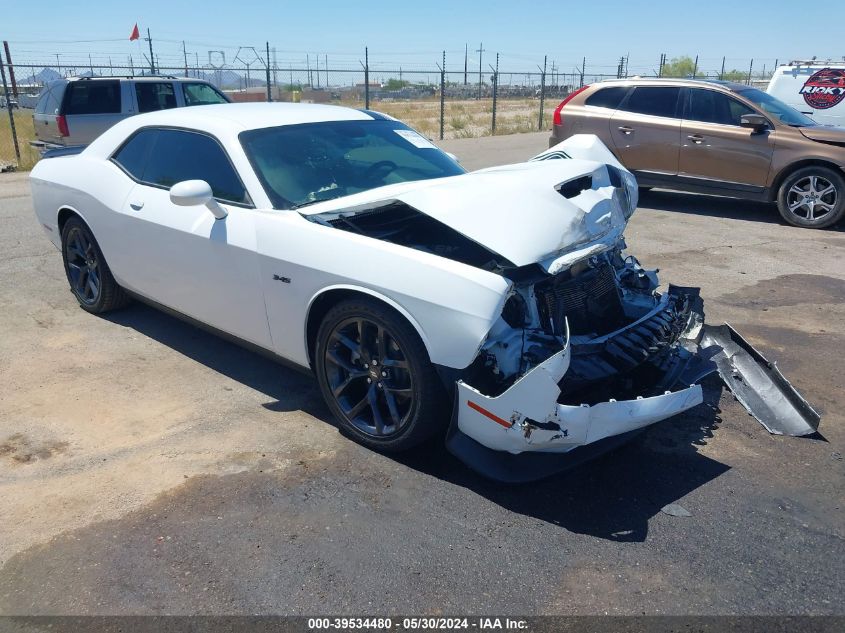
[63,80,121,115]
[135,82,177,113]
[620,86,681,118]
[112,128,248,204]
[240,119,465,209]
[182,83,228,106]
[687,89,754,126]
[736,88,816,127]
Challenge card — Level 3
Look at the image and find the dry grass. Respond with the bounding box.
[0,109,39,171]
[333,97,546,140]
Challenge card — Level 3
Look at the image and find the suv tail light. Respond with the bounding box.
[56,115,69,137]
[552,85,590,127]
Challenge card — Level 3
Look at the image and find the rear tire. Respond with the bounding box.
[776,166,845,228]
[61,216,130,313]
[314,298,448,452]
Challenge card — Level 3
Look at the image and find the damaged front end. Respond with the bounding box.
[445,243,711,482]
[446,244,821,483]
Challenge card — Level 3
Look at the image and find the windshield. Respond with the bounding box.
[240,119,465,209]
[736,88,817,127]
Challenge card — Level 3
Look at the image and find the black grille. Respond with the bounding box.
[537,263,626,336]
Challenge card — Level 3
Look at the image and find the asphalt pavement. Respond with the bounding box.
[0,133,843,615]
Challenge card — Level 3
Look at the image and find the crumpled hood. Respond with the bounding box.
[799,126,845,145]
[301,158,630,268]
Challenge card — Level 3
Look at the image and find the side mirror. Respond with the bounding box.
[740,114,769,132]
[169,180,227,219]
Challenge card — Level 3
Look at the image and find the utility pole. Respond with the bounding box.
[693,54,698,78]
[491,52,499,134]
[438,51,445,140]
[0,49,20,164]
[266,42,272,101]
[580,56,586,87]
[55,53,61,77]
[182,41,188,77]
[476,42,485,99]
[747,58,754,85]
[306,54,311,87]
[88,53,93,75]
[3,42,18,97]
[325,54,328,89]
[720,56,725,80]
[364,47,370,109]
[538,55,547,130]
[146,28,155,74]
[464,43,468,85]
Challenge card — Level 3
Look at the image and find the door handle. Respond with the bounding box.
[129,201,144,210]
[687,134,705,144]
[618,126,634,135]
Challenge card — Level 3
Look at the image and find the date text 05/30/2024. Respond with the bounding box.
[307,618,529,630]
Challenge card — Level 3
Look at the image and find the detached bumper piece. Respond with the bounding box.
[701,324,820,437]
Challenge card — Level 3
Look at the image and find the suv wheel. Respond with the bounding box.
[777,166,845,228]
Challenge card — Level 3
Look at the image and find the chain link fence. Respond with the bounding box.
[1,49,779,171]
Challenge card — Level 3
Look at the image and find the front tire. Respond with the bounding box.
[61,216,129,313]
[777,166,845,228]
[314,298,447,452]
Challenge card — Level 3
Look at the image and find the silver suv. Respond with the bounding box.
[32,76,230,149]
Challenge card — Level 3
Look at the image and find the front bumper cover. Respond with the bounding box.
[445,285,821,483]
[446,287,705,482]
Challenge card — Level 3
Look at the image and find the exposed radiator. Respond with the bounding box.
[536,263,626,336]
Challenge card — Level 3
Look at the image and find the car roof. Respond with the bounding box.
[127,102,376,131]
[61,75,211,83]
[593,77,751,92]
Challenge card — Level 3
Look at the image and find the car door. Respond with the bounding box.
[109,127,273,349]
[679,88,775,190]
[609,85,682,176]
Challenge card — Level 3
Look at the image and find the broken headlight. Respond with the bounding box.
[502,291,529,328]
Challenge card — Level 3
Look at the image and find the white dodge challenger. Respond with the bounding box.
[30,103,816,481]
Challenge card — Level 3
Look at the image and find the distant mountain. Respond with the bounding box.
[20,67,61,85]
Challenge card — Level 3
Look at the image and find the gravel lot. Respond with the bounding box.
[0,132,843,615]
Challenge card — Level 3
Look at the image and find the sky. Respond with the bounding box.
[3,0,844,79]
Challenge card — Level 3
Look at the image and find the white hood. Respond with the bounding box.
[300,135,635,268]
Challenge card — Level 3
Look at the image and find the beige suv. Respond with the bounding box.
[549,78,845,228]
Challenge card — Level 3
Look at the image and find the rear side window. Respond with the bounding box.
[112,129,158,180]
[620,86,681,118]
[182,83,228,106]
[135,82,177,113]
[141,129,248,204]
[686,88,754,126]
[63,80,121,115]
[585,86,628,109]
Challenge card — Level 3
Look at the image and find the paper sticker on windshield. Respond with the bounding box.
[394,129,437,149]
